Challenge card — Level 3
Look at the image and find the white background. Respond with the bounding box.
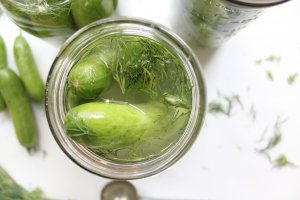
[1,0,300,200]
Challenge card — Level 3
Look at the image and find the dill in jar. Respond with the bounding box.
[64,35,193,162]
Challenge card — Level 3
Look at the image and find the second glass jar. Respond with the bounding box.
[0,0,118,38]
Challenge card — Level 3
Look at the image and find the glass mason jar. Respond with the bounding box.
[0,0,117,39]
[45,17,206,179]
[173,0,290,48]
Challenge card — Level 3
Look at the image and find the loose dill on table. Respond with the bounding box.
[265,70,274,81]
[0,165,50,200]
[265,55,281,63]
[287,73,298,85]
[208,93,243,117]
[273,154,297,168]
[257,115,288,153]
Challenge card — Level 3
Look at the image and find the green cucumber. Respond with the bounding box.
[64,102,170,149]
[0,68,37,149]
[0,35,7,111]
[67,55,112,99]
[71,0,117,28]
[13,34,44,102]
[0,35,7,69]
[0,93,5,111]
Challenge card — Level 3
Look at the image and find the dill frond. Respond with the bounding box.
[107,35,192,108]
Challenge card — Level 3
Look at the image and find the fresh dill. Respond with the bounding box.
[0,165,50,200]
[265,55,281,63]
[258,133,282,153]
[273,154,297,168]
[208,93,243,117]
[108,35,192,109]
[248,104,257,122]
[287,73,298,85]
[266,70,274,81]
[257,115,287,153]
[255,59,262,65]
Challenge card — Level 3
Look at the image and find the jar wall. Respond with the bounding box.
[45,18,206,179]
[172,0,288,48]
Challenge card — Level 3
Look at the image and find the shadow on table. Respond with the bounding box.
[191,46,219,69]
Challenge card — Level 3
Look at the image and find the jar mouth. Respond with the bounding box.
[45,17,206,179]
[226,0,290,7]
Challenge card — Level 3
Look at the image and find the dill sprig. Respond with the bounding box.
[0,165,51,200]
[266,70,274,81]
[287,73,298,85]
[208,92,243,117]
[265,55,281,63]
[257,115,287,153]
[273,154,297,168]
[108,35,192,108]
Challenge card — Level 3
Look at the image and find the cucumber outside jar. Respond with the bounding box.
[172,0,290,48]
[0,0,118,39]
[45,18,206,179]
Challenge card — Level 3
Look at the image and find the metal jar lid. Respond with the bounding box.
[226,0,290,7]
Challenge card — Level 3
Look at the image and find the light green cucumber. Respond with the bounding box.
[67,55,112,99]
[0,36,7,111]
[64,102,171,149]
[13,34,44,102]
[0,35,7,69]
[0,68,37,149]
[71,0,117,28]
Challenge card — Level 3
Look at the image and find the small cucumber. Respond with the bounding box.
[0,35,7,68]
[0,35,7,111]
[0,93,5,111]
[71,0,117,28]
[67,55,112,99]
[0,68,37,149]
[13,34,44,102]
[64,102,170,149]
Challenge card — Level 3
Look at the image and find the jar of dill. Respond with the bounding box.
[172,0,290,48]
[45,18,206,179]
[0,0,117,39]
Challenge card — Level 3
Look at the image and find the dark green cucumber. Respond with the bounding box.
[0,35,7,111]
[13,34,44,102]
[0,35,7,68]
[67,55,112,99]
[0,68,37,149]
[0,93,5,111]
[71,0,117,28]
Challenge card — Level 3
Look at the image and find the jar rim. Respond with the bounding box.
[225,0,290,7]
[45,17,206,179]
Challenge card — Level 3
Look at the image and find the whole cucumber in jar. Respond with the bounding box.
[71,0,118,28]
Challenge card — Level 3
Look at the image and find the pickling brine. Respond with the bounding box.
[46,18,206,179]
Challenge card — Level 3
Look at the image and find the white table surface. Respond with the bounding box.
[1,0,300,200]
